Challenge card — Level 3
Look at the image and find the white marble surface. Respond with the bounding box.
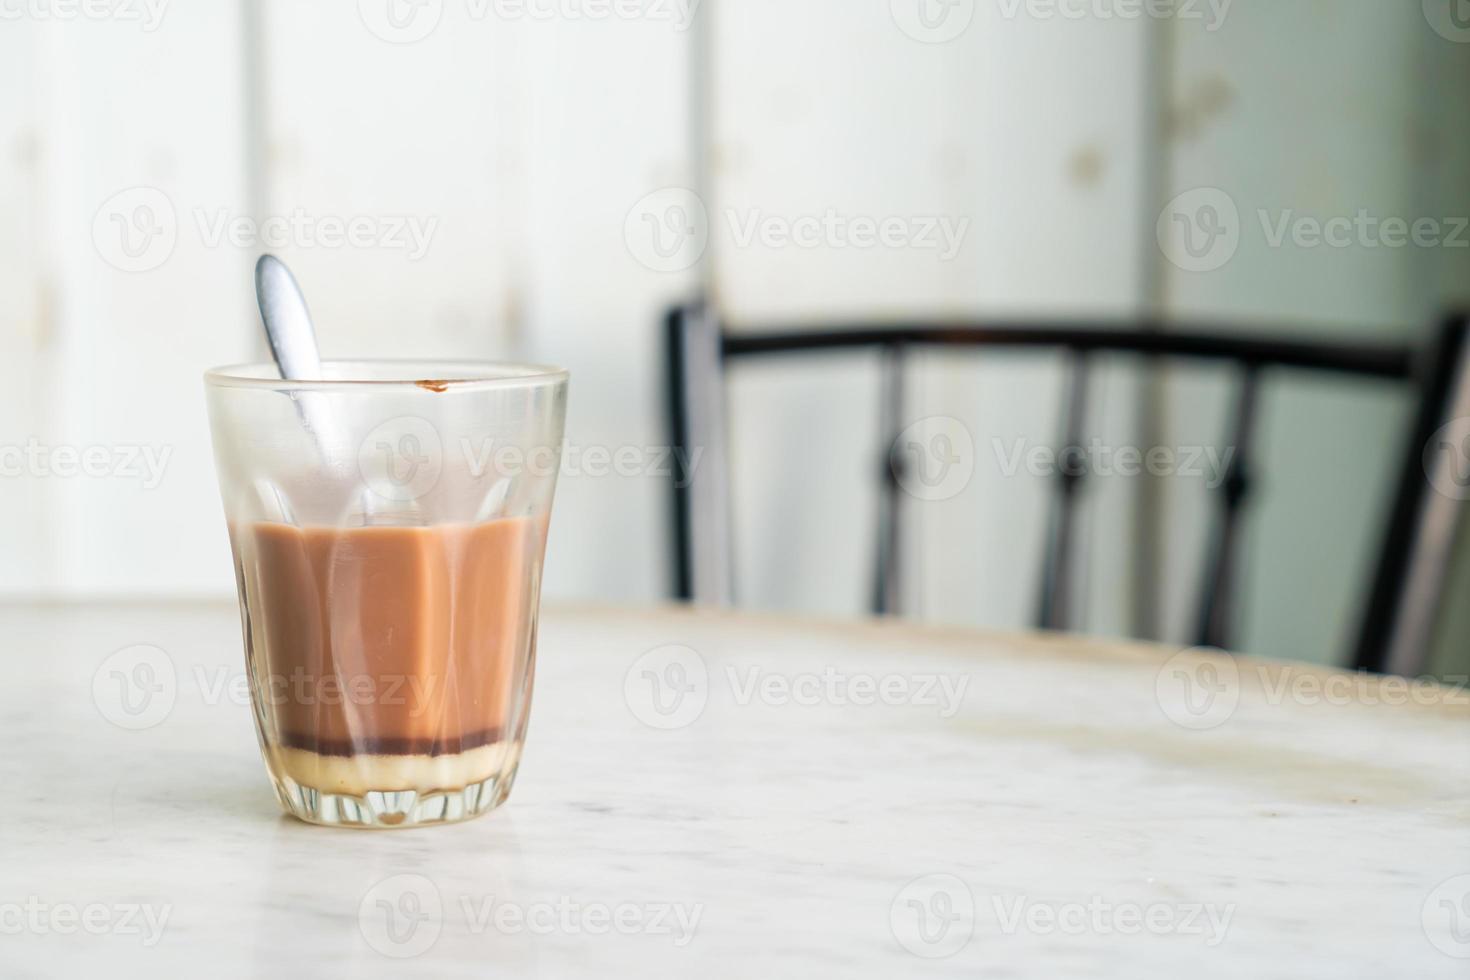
[0,601,1466,978]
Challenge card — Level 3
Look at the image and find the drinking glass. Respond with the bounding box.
[204,360,567,828]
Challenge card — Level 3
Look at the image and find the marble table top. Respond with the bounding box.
[1,600,1466,978]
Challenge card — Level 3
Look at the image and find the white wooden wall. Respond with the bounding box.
[713,0,1154,633]
[1161,0,1470,664]
[0,2,690,603]
[2,8,254,596]
[2,1,1465,670]
[713,0,1470,666]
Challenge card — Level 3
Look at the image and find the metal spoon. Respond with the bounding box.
[254,254,340,462]
[256,254,324,383]
[254,254,412,524]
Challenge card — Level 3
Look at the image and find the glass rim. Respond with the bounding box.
[204,358,569,392]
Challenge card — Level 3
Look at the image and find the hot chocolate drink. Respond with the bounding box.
[228,516,547,816]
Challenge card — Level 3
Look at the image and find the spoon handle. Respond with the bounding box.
[255,255,323,381]
[254,254,340,466]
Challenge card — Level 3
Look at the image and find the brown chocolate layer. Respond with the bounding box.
[235,519,544,754]
[278,727,504,757]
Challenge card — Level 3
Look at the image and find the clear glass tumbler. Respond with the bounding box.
[204,361,567,829]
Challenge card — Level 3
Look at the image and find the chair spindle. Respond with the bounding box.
[874,344,907,616]
[1037,352,1091,631]
[1195,367,1261,649]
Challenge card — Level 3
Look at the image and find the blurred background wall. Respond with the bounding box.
[1,0,1466,672]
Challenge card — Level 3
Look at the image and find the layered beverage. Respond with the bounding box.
[205,359,567,828]
[230,517,546,823]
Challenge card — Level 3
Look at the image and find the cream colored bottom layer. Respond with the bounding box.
[266,741,518,796]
